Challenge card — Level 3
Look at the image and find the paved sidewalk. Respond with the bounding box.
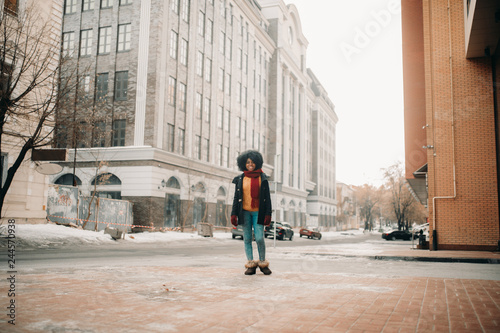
[2,258,500,332]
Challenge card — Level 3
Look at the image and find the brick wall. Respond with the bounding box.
[423,0,499,250]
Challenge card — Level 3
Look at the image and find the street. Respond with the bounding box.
[15,233,500,280]
[2,231,500,332]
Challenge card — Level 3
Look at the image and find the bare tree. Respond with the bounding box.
[382,162,416,231]
[0,3,75,215]
[354,184,381,231]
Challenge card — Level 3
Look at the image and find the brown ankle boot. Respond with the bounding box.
[258,260,272,275]
[244,260,257,275]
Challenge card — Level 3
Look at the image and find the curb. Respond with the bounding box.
[284,252,500,264]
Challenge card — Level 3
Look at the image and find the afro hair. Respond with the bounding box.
[236,150,264,171]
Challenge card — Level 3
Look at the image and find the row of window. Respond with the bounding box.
[94,71,128,101]
[164,121,267,168]
[63,24,131,58]
[65,0,132,15]
[57,119,126,149]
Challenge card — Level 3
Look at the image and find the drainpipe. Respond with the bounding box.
[492,44,500,251]
[431,0,457,250]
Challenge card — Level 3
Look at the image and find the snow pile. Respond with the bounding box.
[0,223,233,249]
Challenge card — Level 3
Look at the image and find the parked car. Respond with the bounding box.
[265,222,294,240]
[299,226,322,240]
[382,230,418,241]
[231,225,254,240]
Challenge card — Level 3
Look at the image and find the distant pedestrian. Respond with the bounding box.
[231,150,272,275]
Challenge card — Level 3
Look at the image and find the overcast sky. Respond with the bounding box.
[289,0,404,187]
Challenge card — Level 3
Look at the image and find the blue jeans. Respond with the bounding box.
[242,211,266,261]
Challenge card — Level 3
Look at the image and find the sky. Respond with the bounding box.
[288,0,405,187]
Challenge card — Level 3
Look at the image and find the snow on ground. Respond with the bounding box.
[0,222,375,250]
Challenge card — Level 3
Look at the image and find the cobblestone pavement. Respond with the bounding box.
[1,258,499,333]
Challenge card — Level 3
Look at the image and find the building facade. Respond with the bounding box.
[1,0,64,223]
[402,0,500,250]
[55,0,337,230]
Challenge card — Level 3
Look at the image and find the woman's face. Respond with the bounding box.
[246,158,256,171]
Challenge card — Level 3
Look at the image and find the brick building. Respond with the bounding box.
[54,0,337,229]
[402,0,500,250]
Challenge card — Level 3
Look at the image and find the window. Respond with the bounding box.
[198,11,205,36]
[217,144,222,166]
[180,39,188,65]
[1,153,8,187]
[224,109,230,132]
[101,0,112,9]
[82,0,94,11]
[195,135,201,160]
[220,0,225,17]
[178,128,185,155]
[237,48,242,69]
[181,0,190,22]
[224,146,229,167]
[168,77,176,106]
[179,82,186,111]
[117,24,131,52]
[112,119,126,146]
[170,30,178,59]
[204,98,210,122]
[195,93,202,119]
[65,0,77,14]
[237,82,241,103]
[96,73,109,101]
[80,29,93,56]
[218,68,224,91]
[98,27,112,54]
[167,124,175,152]
[219,31,225,55]
[63,32,75,57]
[217,106,223,129]
[171,0,179,13]
[81,75,91,95]
[204,58,211,82]
[203,138,210,162]
[206,19,213,43]
[120,0,132,5]
[236,117,240,138]
[114,71,128,101]
[226,38,232,60]
[4,0,18,15]
[92,122,106,147]
[242,120,246,140]
[225,73,231,95]
[196,51,203,76]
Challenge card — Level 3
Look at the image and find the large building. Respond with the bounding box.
[402,0,499,250]
[1,0,64,223]
[55,0,337,230]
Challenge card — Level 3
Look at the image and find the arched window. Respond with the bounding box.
[217,186,226,197]
[54,173,82,186]
[91,173,122,199]
[166,177,180,189]
[91,173,121,185]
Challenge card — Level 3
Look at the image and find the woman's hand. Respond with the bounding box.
[264,215,271,226]
[231,215,238,226]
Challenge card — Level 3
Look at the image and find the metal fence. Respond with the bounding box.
[47,185,133,232]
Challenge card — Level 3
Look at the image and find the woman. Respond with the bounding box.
[231,150,272,275]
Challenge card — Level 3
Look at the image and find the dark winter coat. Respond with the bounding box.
[231,173,272,225]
